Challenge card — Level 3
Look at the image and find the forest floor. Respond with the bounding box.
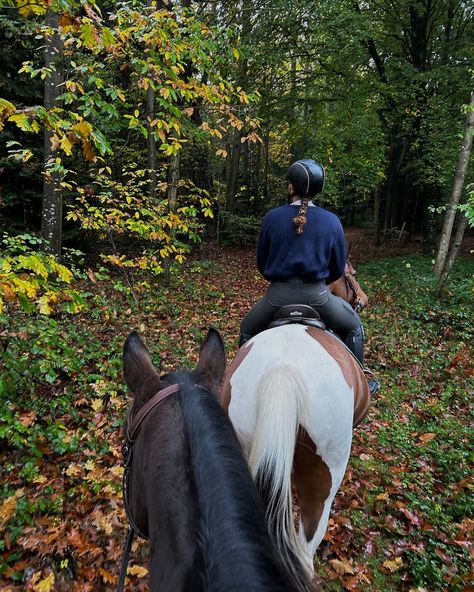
[1,229,473,591]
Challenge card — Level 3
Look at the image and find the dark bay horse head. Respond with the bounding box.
[122,328,310,592]
[329,259,368,312]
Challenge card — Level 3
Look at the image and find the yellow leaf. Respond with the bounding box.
[376,492,390,501]
[383,557,403,572]
[33,475,48,484]
[59,135,73,155]
[35,573,55,592]
[99,567,115,584]
[91,398,103,412]
[65,464,82,477]
[72,120,93,137]
[109,466,124,478]
[95,515,113,535]
[37,295,53,315]
[84,460,96,472]
[0,489,24,528]
[128,565,148,578]
[50,260,73,283]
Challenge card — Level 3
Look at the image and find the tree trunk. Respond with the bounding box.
[41,10,64,257]
[146,86,157,200]
[225,129,241,214]
[224,0,251,216]
[437,213,468,290]
[434,91,474,276]
[146,0,157,200]
[163,151,180,285]
[373,188,381,245]
[145,0,169,199]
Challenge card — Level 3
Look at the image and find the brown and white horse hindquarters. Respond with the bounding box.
[220,324,369,575]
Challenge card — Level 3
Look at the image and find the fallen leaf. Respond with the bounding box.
[65,464,82,478]
[35,573,55,592]
[329,558,354,575]
[383,557,403,572]
[416,433,436,446]
[19,410,36,427]
[0,489,24,528]
[99,567,115,584]
[91,398,103,412]
[128,565,148,578]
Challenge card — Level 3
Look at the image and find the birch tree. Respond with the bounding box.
[434,91,474,283]
[41,9,63,256]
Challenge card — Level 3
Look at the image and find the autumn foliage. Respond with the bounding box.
[1,232,473,591]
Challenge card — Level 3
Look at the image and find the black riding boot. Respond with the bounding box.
[345,326,365,366]
[345,326,380,396]
[239,331,253,348]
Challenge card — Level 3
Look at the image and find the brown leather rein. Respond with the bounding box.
[126,382,180,443]
[343,271,363,313]
[117,382,180,592]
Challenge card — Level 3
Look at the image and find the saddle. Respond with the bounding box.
[268,304,326,330]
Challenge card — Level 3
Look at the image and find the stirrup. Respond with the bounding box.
[364,368,380,396]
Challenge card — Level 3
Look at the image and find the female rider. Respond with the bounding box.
[239,158,380,395]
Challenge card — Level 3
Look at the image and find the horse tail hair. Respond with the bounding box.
[249,364,311,581]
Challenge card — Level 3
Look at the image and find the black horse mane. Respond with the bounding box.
[175,371,310,592]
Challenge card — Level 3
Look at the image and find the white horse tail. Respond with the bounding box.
[248,364,311,582]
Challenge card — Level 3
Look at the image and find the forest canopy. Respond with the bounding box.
[0,0,472,308]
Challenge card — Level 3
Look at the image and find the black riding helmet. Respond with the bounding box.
[287,159,325,197]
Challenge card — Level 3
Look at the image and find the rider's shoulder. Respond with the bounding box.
[263,204,291,220]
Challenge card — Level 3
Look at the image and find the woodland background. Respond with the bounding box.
[0,0,473,591]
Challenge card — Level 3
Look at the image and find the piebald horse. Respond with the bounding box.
[121,329,311,592]
[220,262,370,579]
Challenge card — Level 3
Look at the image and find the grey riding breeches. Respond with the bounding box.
[240,279,361,338]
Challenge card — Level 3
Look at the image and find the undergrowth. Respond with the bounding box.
[0,250,472,591]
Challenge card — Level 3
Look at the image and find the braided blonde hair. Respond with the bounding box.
[292,197,309,235]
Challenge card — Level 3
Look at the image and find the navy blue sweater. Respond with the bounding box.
[256,204,346,283]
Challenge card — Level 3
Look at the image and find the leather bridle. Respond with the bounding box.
[117,382,180,592]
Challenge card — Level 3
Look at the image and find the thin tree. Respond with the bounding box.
[434,91,474,280]
[41,9,64,257]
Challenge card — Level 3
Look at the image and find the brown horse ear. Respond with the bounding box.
[123,331,161,399]
[195,327,226,395]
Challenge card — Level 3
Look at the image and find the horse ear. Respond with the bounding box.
[123,331,161,398]
[195,327,226,395]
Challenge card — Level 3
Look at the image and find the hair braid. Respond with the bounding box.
[292,197,309,235]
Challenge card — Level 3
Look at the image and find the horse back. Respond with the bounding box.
[220,324,370,431]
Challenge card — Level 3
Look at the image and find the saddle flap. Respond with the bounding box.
[268,304,326,330]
